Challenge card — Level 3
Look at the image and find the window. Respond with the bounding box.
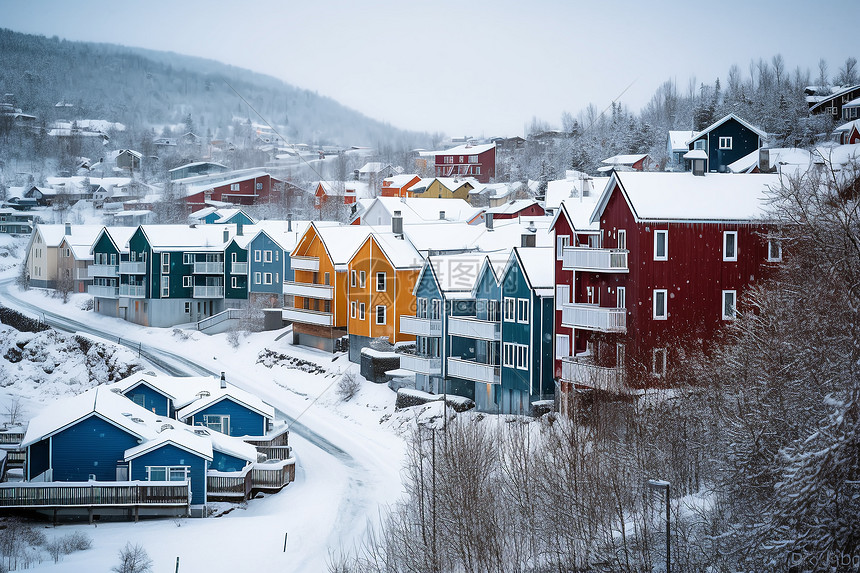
[503,343,514,367]
[264,250,272,263]
[430,299,441,320]
[147,466,187,482]
[64,248,70,257]
[556,334,570,360]
[230,183,240,191]
[652,348,667,377]
[768,239,782,262]
[503,297,516,321]
[183,253,193,265]
[359,271,366,288]
[264,273,272,285]
[556,235,570,260]
[183,275,192,288]
[474,167,481,175]
[468,155,479,164]
[654,230,668,260]
[376,305,386,325]
[617,229,627,250]
[231,252,237,263]
[723,231,738,261]
[653,289,667,320]
[517,298,529,322]
[351,301,356,318]
[202,414,229,434]
[722,290,737,320]
[586,286,596,305]
[351,270,357,287]
[359,303,365,320]
[417,297,428,318]
[231,277,238,289]
[254,250,262,262]
[324,272,330,285]
[616,286,626,309]
[694,139,706,150]
[376,272,386,292]
[254,272,261,284]
[718,136,732,149]
[505,343,529,370]
[184,302,191,314]
[488,300,500,322]
[161,252,170,274]
[161,276,169,297]
[256,182,263,190]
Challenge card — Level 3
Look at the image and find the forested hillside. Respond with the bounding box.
[0,28,425,149]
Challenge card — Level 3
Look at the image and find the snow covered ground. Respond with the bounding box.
[0,264,411,572]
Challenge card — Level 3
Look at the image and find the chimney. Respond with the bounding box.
[759,148,770,172]
[237,221,243,236]
[220,372,226,389]
[287,212,293,232]
[392,210,403,237]
[64,222,71,235]
[486,212,494,230]
[439,211,445,220]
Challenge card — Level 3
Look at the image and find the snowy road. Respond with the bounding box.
[0,279,404,572]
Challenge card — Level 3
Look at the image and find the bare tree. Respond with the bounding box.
[112,543,153,573]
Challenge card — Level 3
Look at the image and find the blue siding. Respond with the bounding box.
[211,450,249,472]
[129,443,209,505]
[188,398,266,437]
[28,439,50,480]
[124,383,172,416]
[501,260,531,396]
[51,416,140,482]
[248,233,284,295]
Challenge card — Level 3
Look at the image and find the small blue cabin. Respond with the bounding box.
[686,113,766,174]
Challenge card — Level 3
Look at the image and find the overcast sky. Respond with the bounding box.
[3,0,857,137]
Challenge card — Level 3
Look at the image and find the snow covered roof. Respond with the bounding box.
[169,161,228,173]
[124,427,214,462]
[843,96,860,109]
[545,175,608,210]
[363,197,483,225]
[471,218,554,252]
[809,84,860,113]
[601,154,649,166]
[313,224,374,266]
[834,118,860,133]
[811,143,860,168]
[354,231,423,270]
[592,172,783,223]
[358,162,391,174]
[383,174,419,187]
[424,252,491,294]
[485,199,541,215]
[89,226,137,254]
[686,113,767,144]
[683,149,708,160]
[34,224,105,248]
[668,130,696,152]
[414,177,477,193]
[181,170,270,198]
[727,148,812,174]
[139,224,236,252]
[555,194,602,232]
[437,143,495,156]
[400,222,486,255]
[509,246,555,291]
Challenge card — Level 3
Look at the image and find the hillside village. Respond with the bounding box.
[1,39,860,571]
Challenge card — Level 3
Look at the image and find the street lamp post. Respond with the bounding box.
[647,479,670,573]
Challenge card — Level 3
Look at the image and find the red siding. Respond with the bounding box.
[434,147,496,183]
[185,175,276,210]
[492,204,546,220]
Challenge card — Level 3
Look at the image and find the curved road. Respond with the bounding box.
[0,278,400,571]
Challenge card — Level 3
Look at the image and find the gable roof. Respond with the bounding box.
[686,113,767,144]
[351,231,423,270]
[809,84,860,113]
[485,199,542,216]
[591,171,782,224]
[437,143,495,156]
[668,130,696,152]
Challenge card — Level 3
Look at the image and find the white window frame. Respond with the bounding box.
[359,303,365,320]
[417,297,428,318]
[617,229,627,250]
[359,271,366,288]
[515,344,528,370]
[230,183,240,191]
[718,136,732,149]
[184,302,191,314]
[183,253,193,265]
[556,284,570,311]
[555,334,570,360]
[231,277,238,289]
[430,299,441,320]
[517,298,529,323]
[653,289,667,320]
[182,275,192,288]
[375,305,386,325]
[264,272,272,285]
[503,297,516,322]
[202,414,230,434]
[654,230,668,261]
[616,286,626,309]
[264,250,273,263]
[376,272,386,292]
[722,290,737,320]
[146,466,188,482]
[723,231,738,261]
[652,348,667,377]
[768,238,782,262]
[556,235,570,260]
[351,301,356,319]
[254,250,261,262]
[254,272,261,284]
[351,270,357,287]
[161,252,170,274]
[161,276,169,298]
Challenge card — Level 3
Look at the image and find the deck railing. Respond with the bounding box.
[0,481,190,508]
[251,460,295,491]
[207,470,252,500]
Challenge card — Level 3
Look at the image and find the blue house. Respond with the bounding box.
[686,113,766,174]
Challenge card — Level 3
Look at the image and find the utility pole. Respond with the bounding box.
[647,480,670,573]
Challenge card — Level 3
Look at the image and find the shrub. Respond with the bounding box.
[336,371,361,402]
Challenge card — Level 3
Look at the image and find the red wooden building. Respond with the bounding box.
[434,143,496,184]
[485,199,545,221]
[380,174,421,198]
[552,171,783,412]
[182,171,281,210]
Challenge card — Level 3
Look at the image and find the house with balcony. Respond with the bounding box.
[345,231,423,362]
[90,226,137,319]
[0,209,33,234]
[57,232,99,295]
[434,143,496,183]
[286,223,372,352]
[119,225,237,327]
[554,171,782,411]
[24,223,105,288]
[223,224,290,310]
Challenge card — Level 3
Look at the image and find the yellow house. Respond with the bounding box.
[285,223,372,352]
[346,232,423,362]
[411,177,475,200]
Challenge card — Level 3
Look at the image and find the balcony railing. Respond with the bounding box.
[282,307,334,326]
[0,481,190,509]
[194,261,224,274]
[447,357,500,384]
[562,247,629,273]
[290,255,320,272]
[88,285,119,298]
[561,357,625,393]
[561,303,626,333]
[193,285,225,298]
[400,315,442,337]
[398,354,442,375]
[447,316,501,341]
[88,264,119,278]
[231,262,248,274]
[75,268,91,280]
[119,261,147,274]
[119,284,146,298]
[282,281,334,299]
